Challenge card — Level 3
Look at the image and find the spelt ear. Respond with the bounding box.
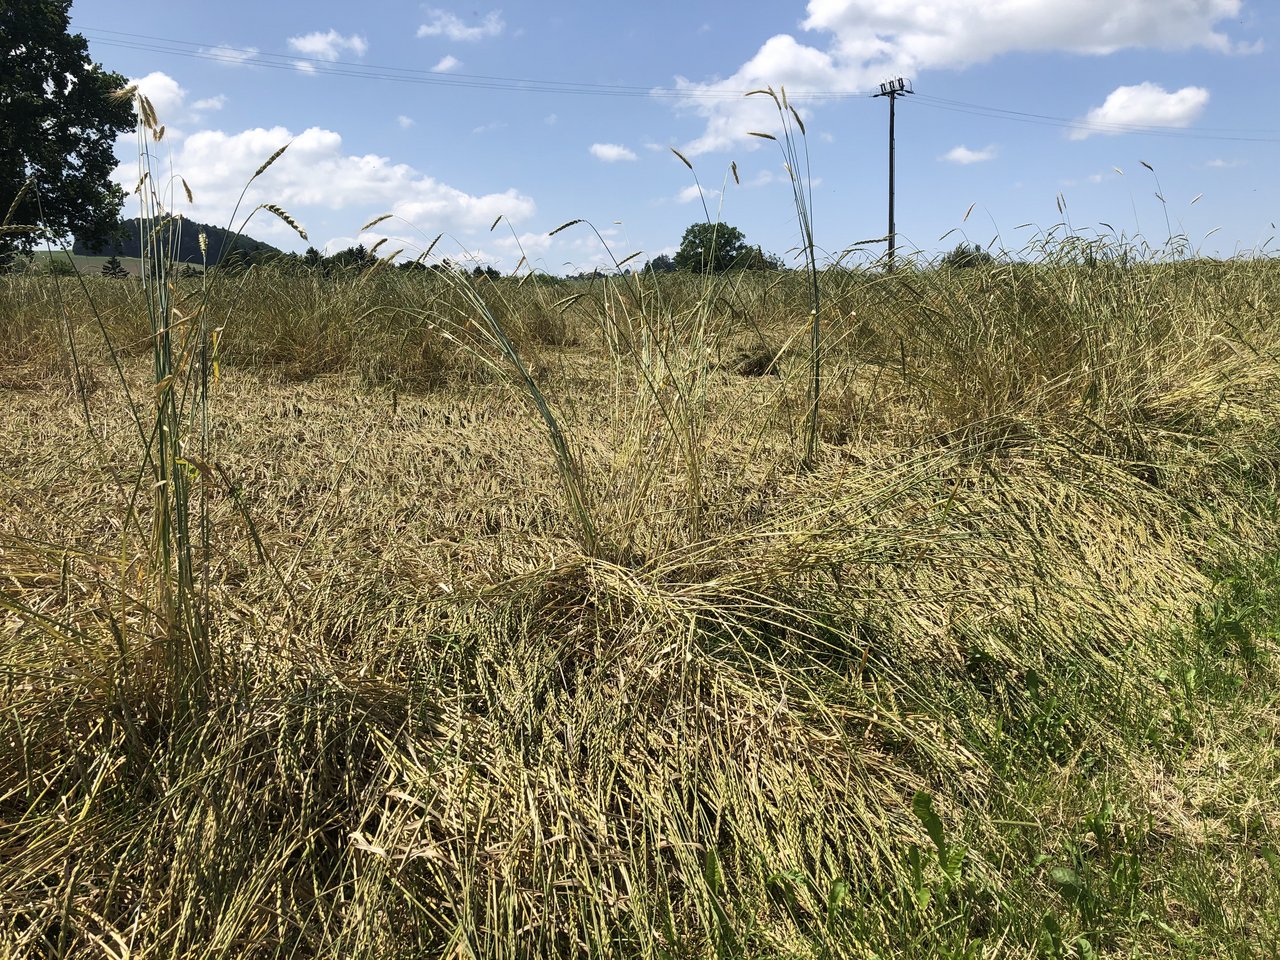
[253,143,291,180]
[361,213,394,232]
[258,204,308,241]
[2,178,34,225]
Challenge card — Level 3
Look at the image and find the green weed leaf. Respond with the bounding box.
[912,791,949,868]
[1050,865,1084,903]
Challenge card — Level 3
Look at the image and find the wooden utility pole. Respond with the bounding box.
[874,78,913,272]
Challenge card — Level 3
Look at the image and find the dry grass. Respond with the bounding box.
[1,252,1279,958]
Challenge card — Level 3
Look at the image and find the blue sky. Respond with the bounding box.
[69,0,1279,272]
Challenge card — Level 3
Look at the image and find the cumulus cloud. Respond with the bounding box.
[589,143,637,162]
[110,125,535,245]
[417,9,505,42]
[323,232,508,267]
[802,0,1242,64]
[125,72,224,141]
[432,55,462,72]
[130,71,187,123]
[673,35,838,155]
[1069,82,1210,139]
[287,29,368,61]
[397,114,414,129]
[941,144,997,164]
[673,0,1247,154]
[491,230,557,262]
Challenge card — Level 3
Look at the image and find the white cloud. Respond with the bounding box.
[544,114,558,125]
[802,0,1242,64]
[110,125,535,244]
[941,144,997,164]
[397,115,414,129]
[432,55,462,72]
[1069,82,1210,139]
[589,143,638,162]
[417,9,505,42]
[287,29,368,61]
[673,0,1247,154]
[336,232,501,264]
[293,61,318,75]
[673,35,836,155]
[130,71,186,124]
[1206,158,1245,168]
[120,75,233,145]
[675,184,721,204]
[205,44,259,66]
[492,230,556,261]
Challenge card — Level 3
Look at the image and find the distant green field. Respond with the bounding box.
[29,251,201,277]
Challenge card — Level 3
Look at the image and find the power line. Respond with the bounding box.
[80,27,863,102]
[79,26,1280,144]
[911,92,1280,143]
[915,92,1278,136]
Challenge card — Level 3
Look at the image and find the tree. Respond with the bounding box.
[47,254,75,276]
[323,243,378,273]
[738,245,784,271]
[74,217,286,264]
[940,242,995,270]
[1,1,135,254]
[674,222,749,274]
[644,253,676,274]
[100,254,128,278]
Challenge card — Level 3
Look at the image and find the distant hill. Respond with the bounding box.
[74,218,285,266]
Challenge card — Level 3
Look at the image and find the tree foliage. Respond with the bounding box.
[74,217,285,265]
[674,222,750,274]
[320,243,378,273]
[1,0,135,253]
[940,242,996,270]
[100,254,128,278]
[737,244,784,271]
